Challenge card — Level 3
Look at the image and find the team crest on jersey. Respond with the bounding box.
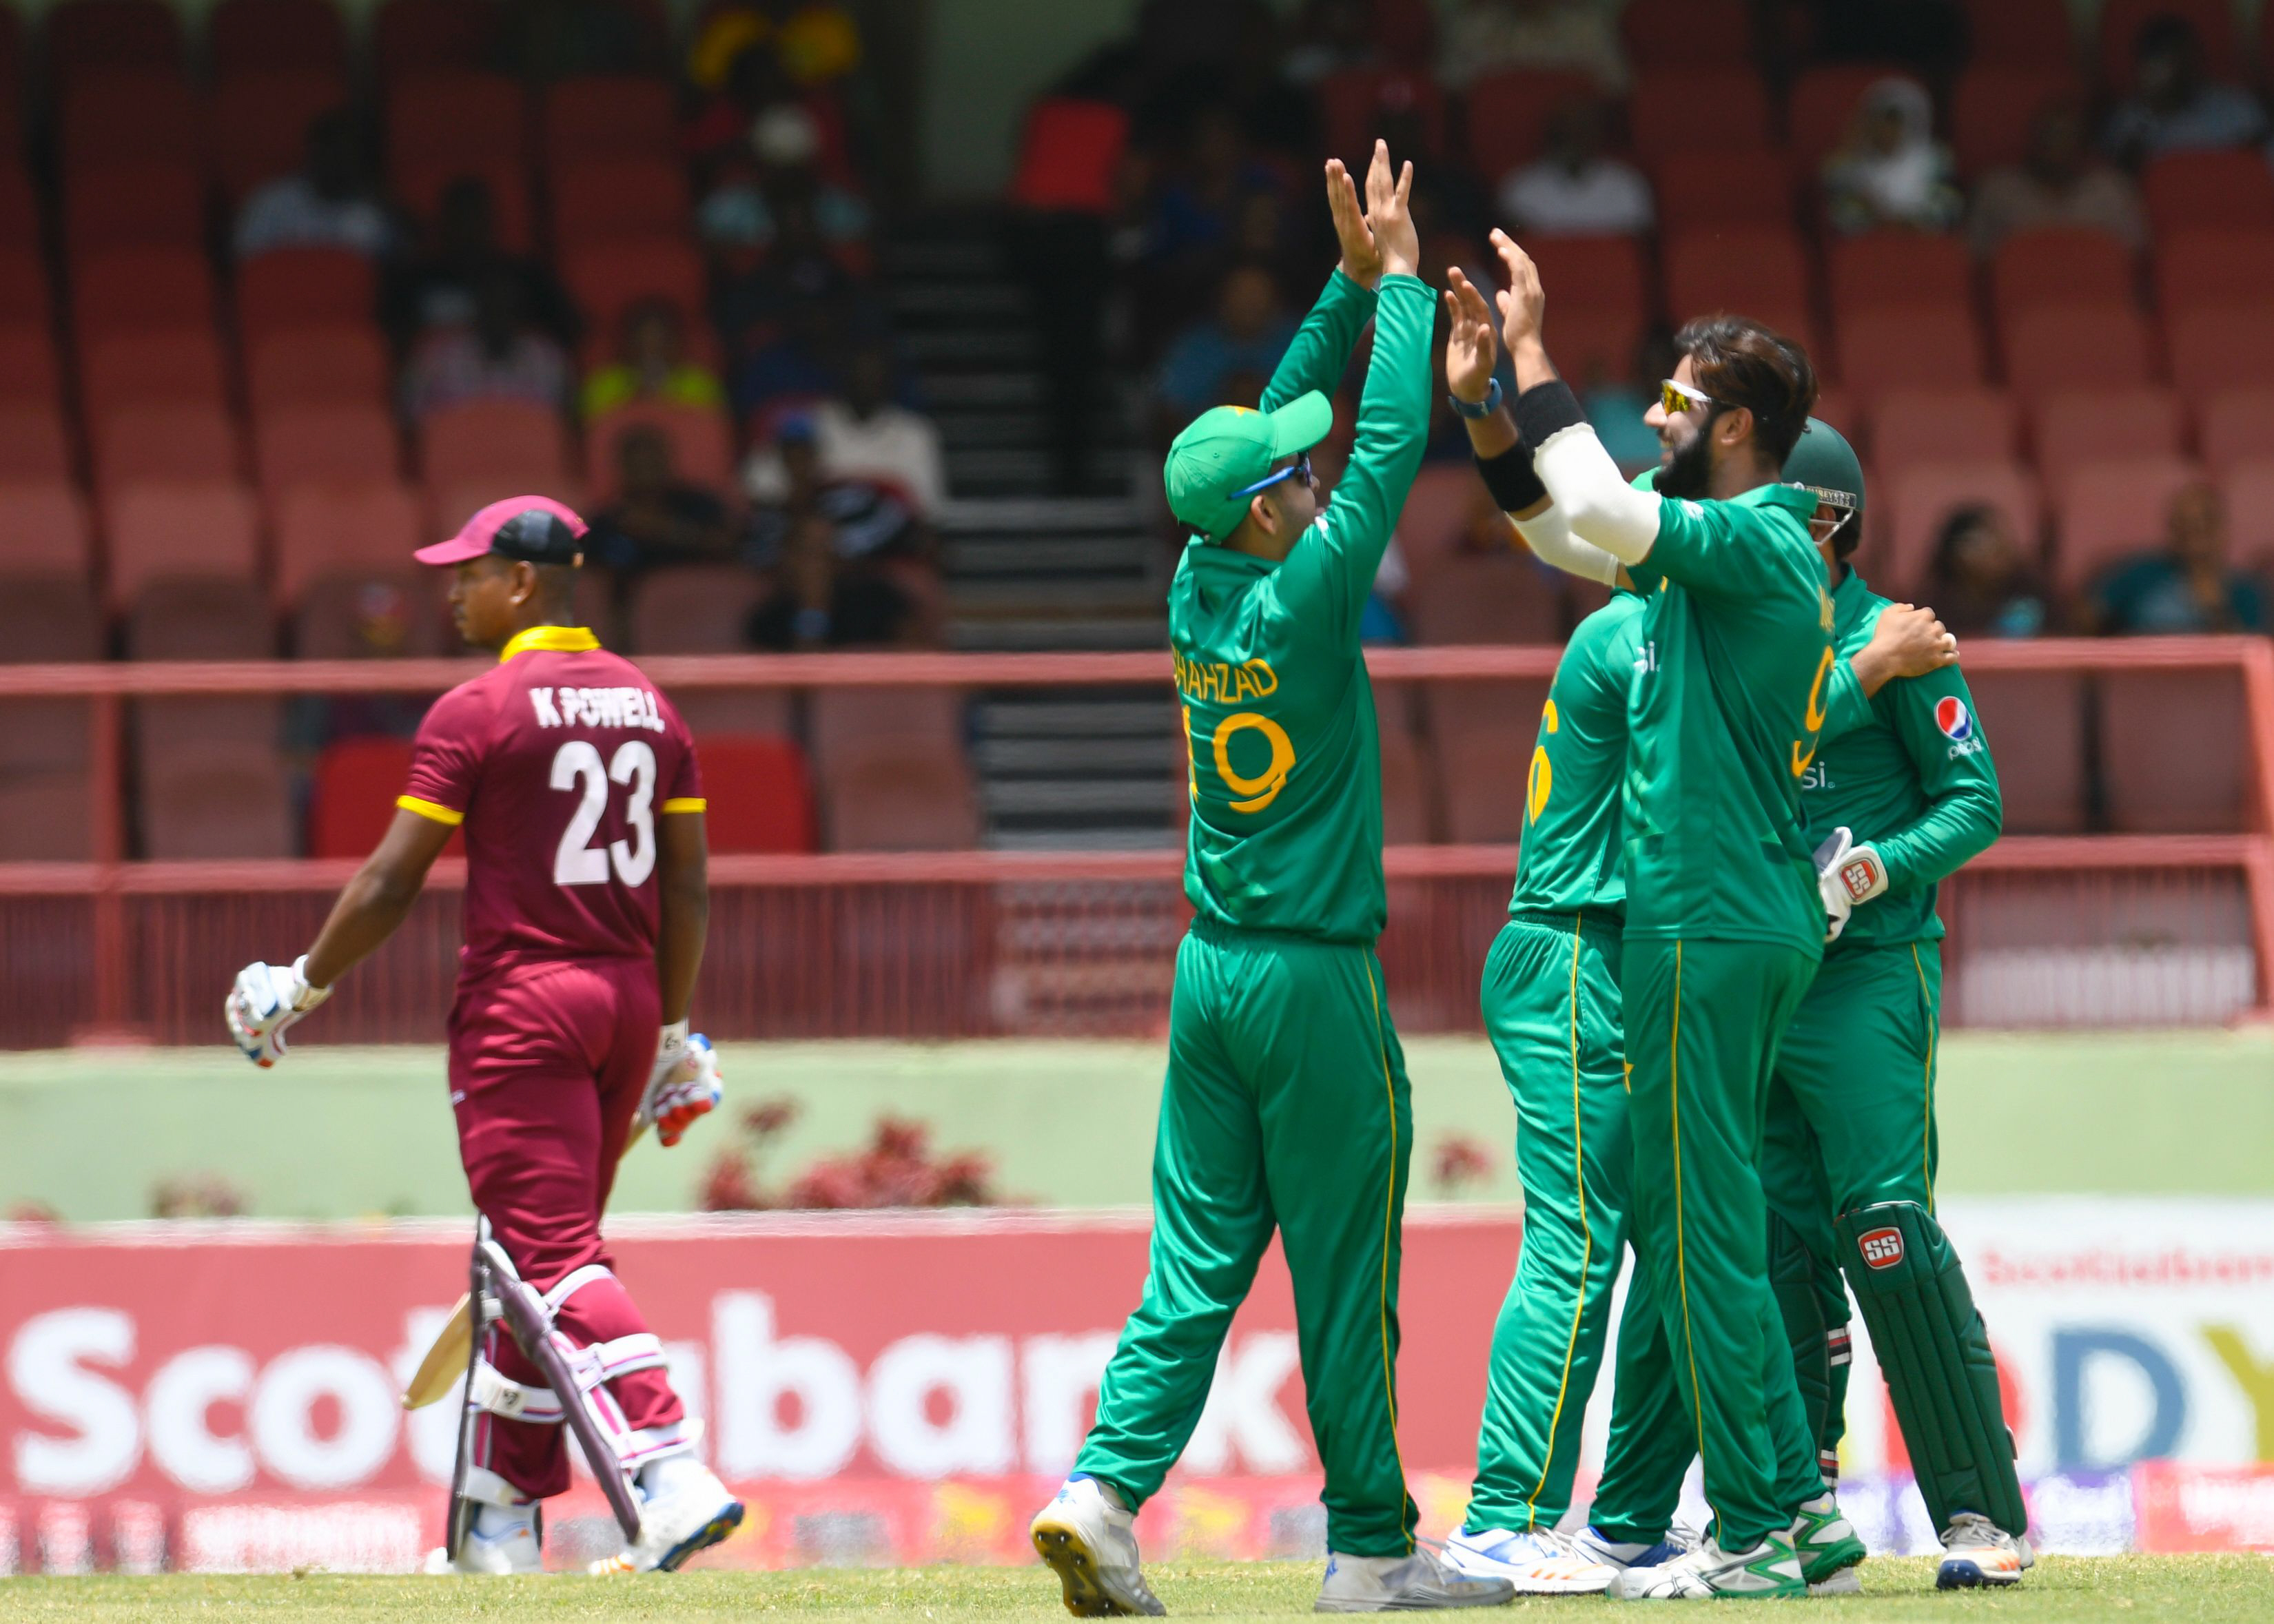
[1858,1226,1905,1270]
[1934,696,1973,741]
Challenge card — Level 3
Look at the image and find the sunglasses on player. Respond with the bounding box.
[1659,378,1728,416]
[1231,451,1315,500]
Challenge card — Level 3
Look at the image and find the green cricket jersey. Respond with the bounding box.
[1805,565,2002,948]
[1507,590,1646,921]
[1622,483,1833,954]
[1174,270,1434,943]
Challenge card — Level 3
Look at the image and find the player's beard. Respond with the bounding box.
[1655,411,1720,500]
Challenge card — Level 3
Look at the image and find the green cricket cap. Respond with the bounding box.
[1782,417,1865,516]
[1164,392,1335,541]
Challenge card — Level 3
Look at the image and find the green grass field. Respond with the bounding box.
[0,1559,2266,1622]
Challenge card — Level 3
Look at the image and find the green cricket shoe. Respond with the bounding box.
[1608,1530,1806,1600]
[1790,1493,1867,1594]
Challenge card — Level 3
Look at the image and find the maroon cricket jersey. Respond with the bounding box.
[398,626,704,989]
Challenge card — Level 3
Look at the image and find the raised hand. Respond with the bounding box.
[1362,139,1419,280]
[1324,157,1382,290]
[1487,227,1547,356]
[1443,267,1498,405]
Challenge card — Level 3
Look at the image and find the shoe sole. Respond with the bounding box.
[655,1499,746,1573]
[1313,1590,1517,1612]
[1809,1569,1863,1596]
[1032,1519,1158,1616]
[1799,1532,1867,1587]
[1936,1559,2022,1590]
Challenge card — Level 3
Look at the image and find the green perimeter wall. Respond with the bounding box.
[3,1031,2266,1222]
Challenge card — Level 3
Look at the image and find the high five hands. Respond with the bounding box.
[1324,140,1419,289]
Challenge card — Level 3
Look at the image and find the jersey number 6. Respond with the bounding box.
[551,739,657,887]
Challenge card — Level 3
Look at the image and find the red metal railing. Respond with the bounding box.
[0,637,2266,1042]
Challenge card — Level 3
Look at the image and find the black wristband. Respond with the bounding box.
[1512,378,1586,449]
[1475,442,1548,514]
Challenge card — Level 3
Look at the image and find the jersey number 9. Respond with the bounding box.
[551,739,657,887]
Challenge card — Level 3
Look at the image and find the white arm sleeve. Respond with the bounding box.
[1533,424,1662,564]
[1508,504,1621,586]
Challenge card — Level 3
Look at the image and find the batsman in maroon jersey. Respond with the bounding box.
[224,497,742,1576]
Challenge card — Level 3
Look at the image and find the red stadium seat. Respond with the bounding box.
[308,737,420,859]
[1965,670,2086,833]
[0,325,61,408]
[0,573,102,847]
[694,734,820,855]
[626,563,766,654]
[273,480,423,607]
[586,403,736,504]
[0,482,92,575]
[549,158,693,249]
[63,160,205,256]
[2199,389,2274,475]
[1962,0,2075,67]
[104,480,262,604]
[2098,0,2239,85]
[58,70,201,174]
[374,0,502,81]
[1885,460,2040,597]
[1868,387,2019,478]
[294,571,448,659]
[0,247,48,325]
[0,574,101,667]
[2142,151,2274,236]
[214,70,351,202]
[1375,703,1435,847]
[418,400,572,489]
[1665,225,1810,318]
[386,72,529,175]
[1629,69,1775,159]
[2001,301,2157,398]
[541,76,677,166]
[1836,305,1986,395]
[1620,0,1755,66]
[1529,305,1644,393]
[1524,235,1648,316]
[45,0,182,79]
[1951,68,2087,177]
[1315,68,1448,167]
[236,248,378,340]
[2033,387,2184,491]
[1464,70,1601,180]
[2167,304,2274,404]
[1650,149,1796,232]
[2220,458,2274,563]
[143,748,296,860]
[1787,65,1902,166]
[561,238,706,334]
[74,246,215,341]
[246,325,392,415]
[209,0,349,78]
[1827,232,1971,318]
[94,402,243,489]
[80,329,230,424]
[0,403,71,482]
[821,750,981,852]
[396,159,535,254]
[2052,455,2200,589]
[1988,229,2136,329]
[2154,227,2274,314]
[810,686,966,777]
[1406,552,1564,644]
[254,403,402,500]
[1426,679,1550,843]
[2099,670,2247,832]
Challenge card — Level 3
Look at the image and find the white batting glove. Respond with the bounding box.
[640,1022,722,1148]
[1813,828,1889,943]
[225,956,331,1067]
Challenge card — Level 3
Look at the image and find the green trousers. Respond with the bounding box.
[1466,914,1633,1534]
[1613,937,1826,1552]
[1761,941,1943,1468]
[1076,917,1419,1556]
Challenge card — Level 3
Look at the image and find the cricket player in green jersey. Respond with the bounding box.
[1029,143,1513,1618]
[1761,422,2034,1590]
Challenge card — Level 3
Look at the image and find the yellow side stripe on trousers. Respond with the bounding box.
[1522,916,1592,1531]
[1667,941,1724,1536]
[1913,943,1936,1217]
[1364,958,1416,1552]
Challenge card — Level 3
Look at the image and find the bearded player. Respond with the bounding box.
[1760,424,2033,1590]
[1027,143,1512,1617]
[1431,274,1954,1597]
[224,498,741,1575]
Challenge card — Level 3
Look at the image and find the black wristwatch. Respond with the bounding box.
[1448,378,1503,419]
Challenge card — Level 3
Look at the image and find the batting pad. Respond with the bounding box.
[1836,1202,2027,1538]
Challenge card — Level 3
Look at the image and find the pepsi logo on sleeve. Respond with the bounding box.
[1936,695,1983,758]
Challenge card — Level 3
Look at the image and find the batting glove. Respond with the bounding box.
[1813,828,1889,944]
[225,956,331,1067]
[641,1022,722,1148]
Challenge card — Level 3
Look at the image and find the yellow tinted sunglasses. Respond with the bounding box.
[1660,378,1724,415]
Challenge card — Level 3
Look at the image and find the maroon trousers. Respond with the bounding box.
[449,958,687,1501]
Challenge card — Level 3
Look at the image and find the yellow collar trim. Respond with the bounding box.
[499,626,600,663]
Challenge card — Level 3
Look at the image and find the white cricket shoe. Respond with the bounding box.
[1566,1522,1702,1573]
[1609,1531,1805,1600]
[423,1504,542,1574]
[1790,1492,1867,1594]
[591,1457,745,1574]
[1936,1512,2028,1588]
[1443,1526,1615,1594]
[1030,1477,1164,1616]
[1313,1546,1516,1612]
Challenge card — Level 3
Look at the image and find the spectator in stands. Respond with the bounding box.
[690,1,863,96]
[1495,98,1652,237]
[1147,107,1290,274]
[234,110,398,263]
[744,421,920,649]
[1154,263,1297,435]
[399,266,572,420]
[2089,482,2267,635]
[1969,93,2147,256]
[582,298,728,418]
[1922,505,2049,639]
[383,176,579,350]
[715,189,883,420]
[741,342,945,517]
[2103,12,2267,167]
[586,426,740,574]
[1823,76,1962,236]
[697,103,873,258]
[1282,0,1381,84]
[1437,0,1626,92]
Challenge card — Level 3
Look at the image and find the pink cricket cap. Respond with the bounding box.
[414,496,589,566]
